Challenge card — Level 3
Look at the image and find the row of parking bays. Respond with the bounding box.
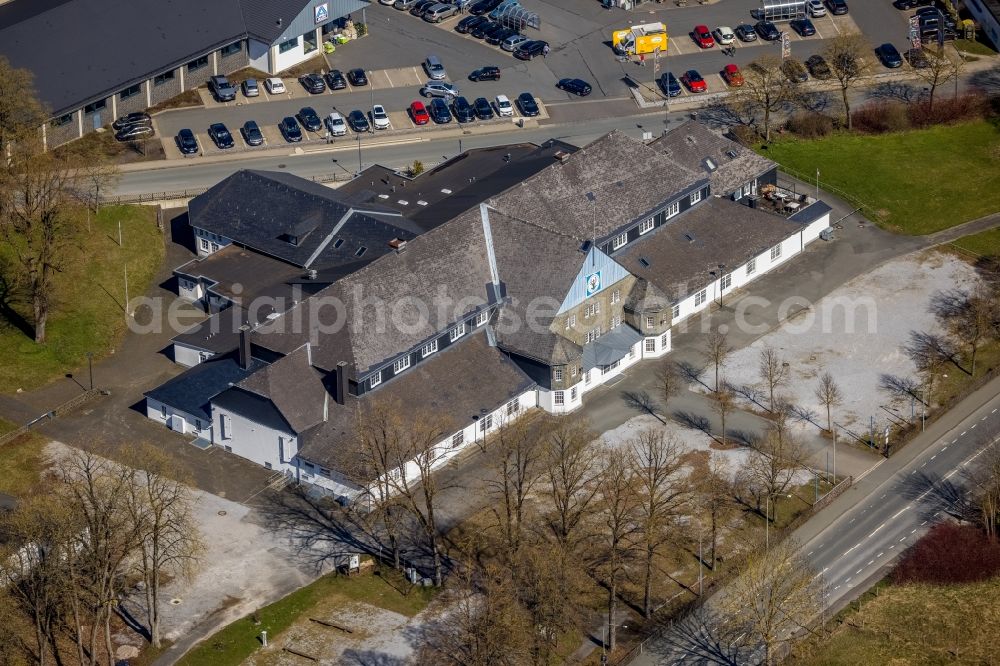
[664,11,858,57]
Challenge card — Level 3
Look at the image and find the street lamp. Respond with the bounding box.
[86,351,94,390]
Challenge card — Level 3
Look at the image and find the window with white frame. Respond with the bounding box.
[480,414,493,432]
[629,345,636,359]
[475,310,489,326]
[645,315,655,328]
[721,273,732,290]
[554,391,565,406]
[666,201,680,218]
[585,328,602,343]
[422,340,438,357]
[645,339,656,353]
[672,304,680,320]
[507,399,519,415]
[611,289,621,304]
[452,432,464,448]
[553,368,563,382]
[610,314,622,329]
[661,332,669,347]
[450,322,466,341]
[160,404,167,418]
[585,370,592,385]
[695,289,707,307]
[393,356,411,373]
[220,414,231,439]
[369,371,382,388]
[571,366,578,377]
[770,244,782,261]
[639,217,655,235]
[565,313,576,329]
[584,303,599,318]
[746,257,756,275]
[612,233,627,250]
[690,190,702,205]
[570,386,578,401]
[200,238,209,251]
[750,179,758,195]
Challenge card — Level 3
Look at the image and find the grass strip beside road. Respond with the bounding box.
[950,226,1000,257]
[762,120,1000,235]
[0,433,48,496]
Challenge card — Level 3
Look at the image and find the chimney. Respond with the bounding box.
[238,324,252,370]
[336,362,348,405]
[388,238,407,253]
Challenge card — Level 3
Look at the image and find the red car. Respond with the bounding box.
[681,70,707,93]
[410,101,430,125]
[693,25,715,49]
[722,63,744,87]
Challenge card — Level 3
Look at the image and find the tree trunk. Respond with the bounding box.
[104,605,115,666]
[763,106,771,143]
[431,533,443,587]
[715,364,720,393]
[33,295,48,344]
[643,544,654,619]
[150,566,161,648]
[608,579,618,652]
[720,410,726,447]
[842,87,852,130]
[928,85,936,112]
[34,612,47,666]
[827,404,832,434]
[971,344,978,376]
[710,507,718,570]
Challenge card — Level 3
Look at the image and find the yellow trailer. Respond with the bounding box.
[612,22,668,56]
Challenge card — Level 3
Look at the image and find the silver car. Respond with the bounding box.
[501,34,529,52]
[423,3,457,21]
[424,55,447,81]
[394,0,420,8]
[420,81,460,98]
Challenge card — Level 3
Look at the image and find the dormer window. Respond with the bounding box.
[612,233,627,250]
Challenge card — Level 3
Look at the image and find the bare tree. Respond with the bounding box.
[953,285,994,376]
[728,55,798,142]
[702,330,731,393]
[628,429,690,617]
[913,45,963,111]
[965,441,1000,541]
[758,346,788,413]
[738,430,807,518]
[721,539,822,665]
[824,33,873,130]
[0,56,46,153]
[655,358,683,410]
[697,453,733,569]
[712,385,736,448]
[540,418,599,554]
[815,372,843,434]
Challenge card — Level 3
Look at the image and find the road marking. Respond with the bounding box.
[849,517,856,523]
[842,543,860,557]
[900,537,907,542]
[814,25,825,40]
[845,577,852,583]
[920,462,927,468]
[855,568,863,574]
[921,520,928,526]
[942,446,948,451]
[384,70,394,87]
[807,551,814,556]
[992,408,997,414]
[953,439,958,444]
[891,505,909,520]
[931,455,937,460]
[911,528,917,534]
[877,552,884,558]
[889,545,895,550]
[833,585,841,591]
[961,430,967,436]
[982,416,988,421]
[971,424,977,429]
[867,560,874,566]
[867,522,886,538]
[881,494,887,499]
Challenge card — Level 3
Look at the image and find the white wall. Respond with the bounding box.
[248,39,270,72]
[271,29,322,73]
[193,227,231,257]
[211,403,296,471]
[145,397,212,439]
[539,339,659,415]
[177,276,204,302]
[800,211,831,246]
[173,343,212,367]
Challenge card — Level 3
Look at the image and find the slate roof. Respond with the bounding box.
[171,306,251,356]
[488,131,703,241]
[296,330,534,481]
[616,197,802,302]
[188,170,420,271]
[236,345,328,433]
[145,353,264,421]
[174,243,313,305]
[648,121,777,196]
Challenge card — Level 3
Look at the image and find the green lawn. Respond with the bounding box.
[0,433,47,496]
[0,204,163,392]
[177,569,436,666]
[762,120,1000,235]
[954,37,998,56]
[950,226,1000,257]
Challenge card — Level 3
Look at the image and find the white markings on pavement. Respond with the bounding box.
[992,408,997,414]
[834,585,841,591]
[961,430,968,436]
[867,560,874,566]
[911,528,917,534]
[900,537,907,542]
[877,552,884,558]
[855,568,863,574]
[881,494,887,499]
[930,455,937,461]
[891,506,909,520]
[952,439,958,444]
[845,577,852,583]
[971,424,977,429]
[942,446,948,451]
[807,551,814,556]
[867,523,886,538]
[384,71,394,87]
[920,521,928,526]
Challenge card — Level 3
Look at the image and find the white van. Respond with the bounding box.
[264,77,285,94]
[326,112,347,136]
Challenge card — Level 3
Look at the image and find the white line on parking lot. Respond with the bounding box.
[385,70,394,87]
[831,16,842,35]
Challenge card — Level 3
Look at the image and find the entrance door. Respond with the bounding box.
[92,112,102,131]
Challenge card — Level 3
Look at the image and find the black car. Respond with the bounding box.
[892,0,919,8]
[299,73,326,94]
[469,66,501,82]
[410,0,436,16]
[296,107,322,132]
[469,0,503,15]
[208,75,237,102]
[452,96,476,123]
[486,26,517,46]
[112,112,151,131]
[429,98,452,124]
[114,124,154,142]
[207,123,234,149]
[347,110,370,132]
[471,20,497,39]
[347,68,368,86]
[876,43,903,68]
[659,72,682,97]
[805,54,833,79]
[473,96,494,120]
[241,120,264,146]
[516,92,539,117]
[176,129,199,154]
[825,0,848,15]
[755,20,781,41]
[790,18,816,36]
[557,78,592,96]
[514,40,547,60]
[456,15,489,33]
[735,24,757,42]
[279,117,303,142]
[906,47,931,69]
[325,69,347,90]
[781,59,809,83]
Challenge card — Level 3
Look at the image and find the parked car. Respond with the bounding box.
[825,0,848,15]
[297,106,323,132]
[514,40,547,60]
[735,24,757,41]
[471,20,497,39]
[659,72,681,97]
[905,47,931,69]
[755,20,781,41]
[208,75,237,102]
[469,0,503,15]
[876,42,903,68]
[424,55,448,80]
[242,78,260,97]
[502,33,529,51]
[371,104,390,129]
[347,110,370,132]
[421,81,460,98]
[681,70,707,92]
[429,97,453,123]
[516,92,539,117]
[494,94,514,117]
[713,26,735,45]
[451,96,475,123]
[264,77,285,94]
[424,3,458,22]
[721,64,744,87]
[486,26,517,46]
[410,0,437,16]
[393,0,420,8]
[326,112,347,136]
[473,96,495,120]
[112,112,151,130]
[241,120,264,145]
[805,54,833,79]
[347,68,368,86]
[410,101,431,125]
[298,73,326,94]
[557,78,592,96]
[781,58,809,83]
[114,124,154,142]
[469,66,501,81]
[892,0,918,7]
[207,123,234,149]
[279,117,302,142]
[325,69,347,90]
[806,0,826,16]
[918,10,956,30]
[456,14,489,33]
[790,18,816,36]
[692,24,715,49]
[176,129,199,154]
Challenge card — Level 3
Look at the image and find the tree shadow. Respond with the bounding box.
[0,273,35,340]
[622,390,666,423]
[896,470,978,523]
[727,429,760,448]
[677,360,711,391]
[788,403,821,429]
[653,605,754,665]
[879,373,925,405]
[673,410,711,435]
[968,64,1000,95]
[339,649,412,666]
[867,80,924,103]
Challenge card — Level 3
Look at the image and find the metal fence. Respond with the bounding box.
[0,389,104,448]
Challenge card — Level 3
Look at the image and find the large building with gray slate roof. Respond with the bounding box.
[145,127,832,502]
